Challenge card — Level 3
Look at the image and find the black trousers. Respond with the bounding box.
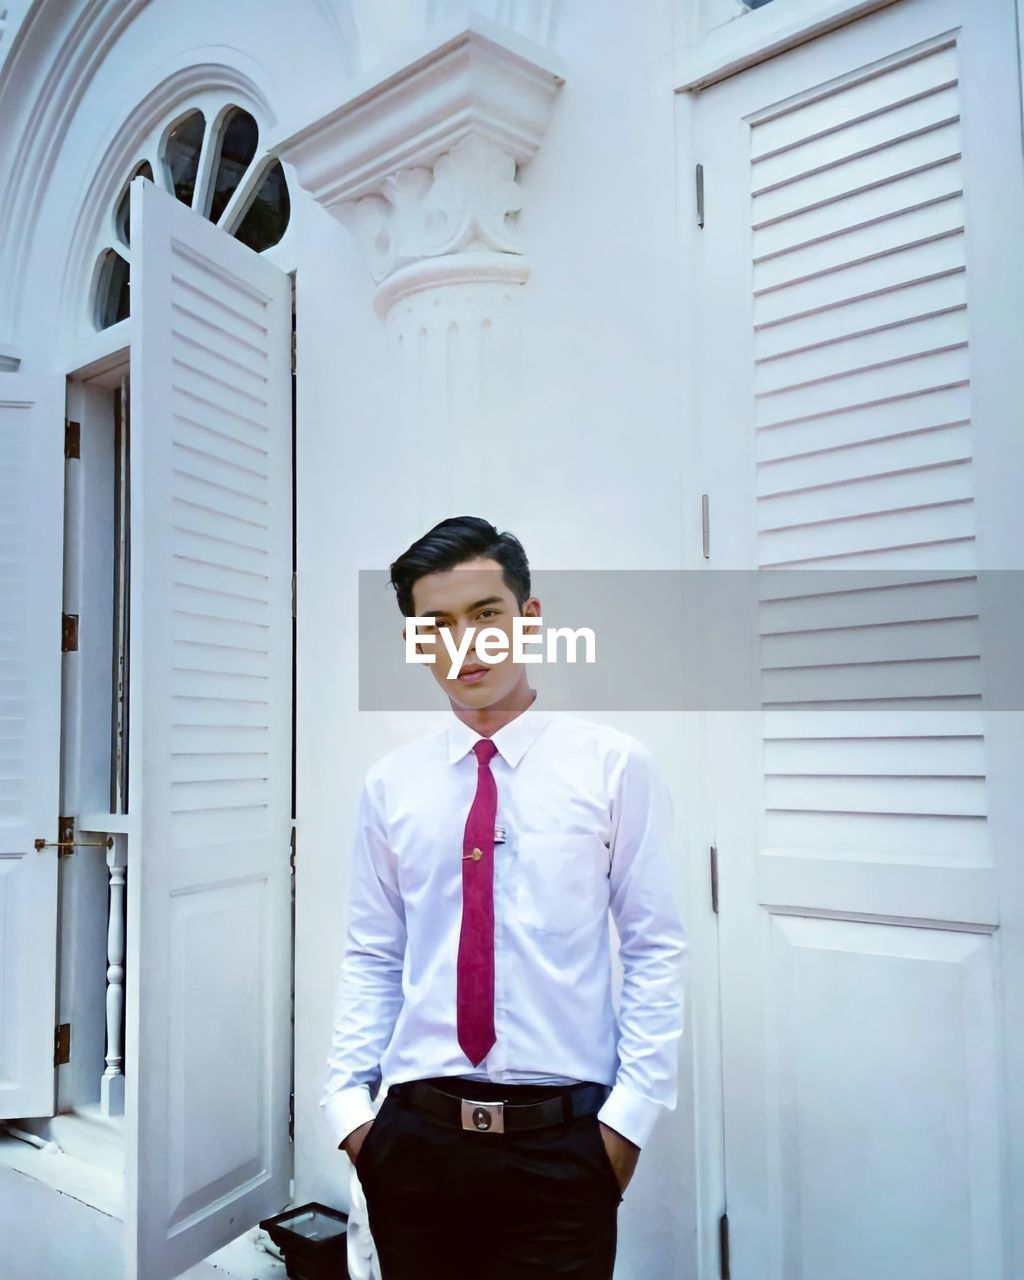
[356,1077,622,1279]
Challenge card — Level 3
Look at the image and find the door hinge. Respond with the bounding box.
[701,493,710,559]
[719,1211,730,1279]
[62,612,79,652]
[696,162,705,229]
[290,329,297,375]
[291,571,296,619]
[64,419,81,459]
[54,1023,71,1067]
[290,826,296,874]
[288,1089,295,1142]
[710,844,719,914]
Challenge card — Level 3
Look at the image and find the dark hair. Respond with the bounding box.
[389,516,531,618]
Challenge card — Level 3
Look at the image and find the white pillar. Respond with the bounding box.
[273,29,563,1271]
[100,852,126,1118]
[273,22,563,510]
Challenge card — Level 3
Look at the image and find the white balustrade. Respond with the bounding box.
[100,851,126,1118]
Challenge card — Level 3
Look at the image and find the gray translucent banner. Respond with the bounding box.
[358,570,1024,711]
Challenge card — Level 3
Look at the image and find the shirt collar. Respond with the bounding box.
[446,695,551,768]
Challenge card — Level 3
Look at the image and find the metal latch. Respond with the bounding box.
[35,817,113,856]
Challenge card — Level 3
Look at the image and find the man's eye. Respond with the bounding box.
[478,609,499,619]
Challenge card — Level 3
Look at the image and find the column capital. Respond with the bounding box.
[272,19,563,309]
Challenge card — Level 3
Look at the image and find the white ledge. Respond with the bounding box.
[673,0,904,92]
[270,17,564,210]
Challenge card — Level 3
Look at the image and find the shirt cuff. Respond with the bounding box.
[596,1084,665,1150]
[322,1086,377,1148]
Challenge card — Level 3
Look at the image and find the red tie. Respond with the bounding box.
[457,738,499,1066]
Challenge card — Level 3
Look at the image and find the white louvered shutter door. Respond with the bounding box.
[125,180,293,1280]
[0,373,64,1119]
[690,1,1024,1276]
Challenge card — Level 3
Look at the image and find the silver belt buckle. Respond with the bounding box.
[461,1098,505,1134]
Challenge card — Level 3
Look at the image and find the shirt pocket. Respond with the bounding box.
[515,833,609,936]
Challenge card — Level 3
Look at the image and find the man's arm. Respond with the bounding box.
[596,737,690,1152]
[321,771,407,1150]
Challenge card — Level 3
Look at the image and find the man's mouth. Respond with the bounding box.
[456,664,488,684]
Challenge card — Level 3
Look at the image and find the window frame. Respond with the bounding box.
[88,90,292,333]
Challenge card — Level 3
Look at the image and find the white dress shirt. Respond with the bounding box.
[322,698,689,1151]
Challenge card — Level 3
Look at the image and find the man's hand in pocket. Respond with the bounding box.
[598,1120,640,1194]
[340,1120,374,1168]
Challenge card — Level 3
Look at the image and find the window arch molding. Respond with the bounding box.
[0,0,154,347]
[59,57,290,346]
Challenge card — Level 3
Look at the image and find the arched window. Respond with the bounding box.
[93,104,290,331]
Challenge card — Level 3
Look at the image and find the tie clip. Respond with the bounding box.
[462,826,505,859]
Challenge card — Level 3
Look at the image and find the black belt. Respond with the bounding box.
[391,1079,611,1135]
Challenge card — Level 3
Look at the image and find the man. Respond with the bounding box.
[323,516,689,1278]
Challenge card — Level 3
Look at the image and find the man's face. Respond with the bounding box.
[404,558,541,710]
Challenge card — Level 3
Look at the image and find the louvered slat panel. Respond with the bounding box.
[170,306,270,375]
[761,695,988,856]
[754,240,966,336]
[757,423,971,491]
[171,496,270,550]
[757,349,971,432]
[754,87,961,193]
[764,808,989,860]
[759,499,974,564]
[129,177,292,1280]
[172,434,270,482]
[758,573,978,626]
[757,458,972,526]
[764,734,985,775]
[0,416,29,821]
[753,121,961,224]
[0,374,63,1118]
[746,35,985,865]
[762,616,980,667]
[764,774,986,815]
[753,160,962,260]
[167,237,277,832]
[755,312,968,395]
[171,366,270,429]
[749,41,959,156]
[754,199,965,297]
[763,542,977,570]
[171,338,270,400]
[761,657,982,704]
[168,272,270,342]
[756,383,970,459]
